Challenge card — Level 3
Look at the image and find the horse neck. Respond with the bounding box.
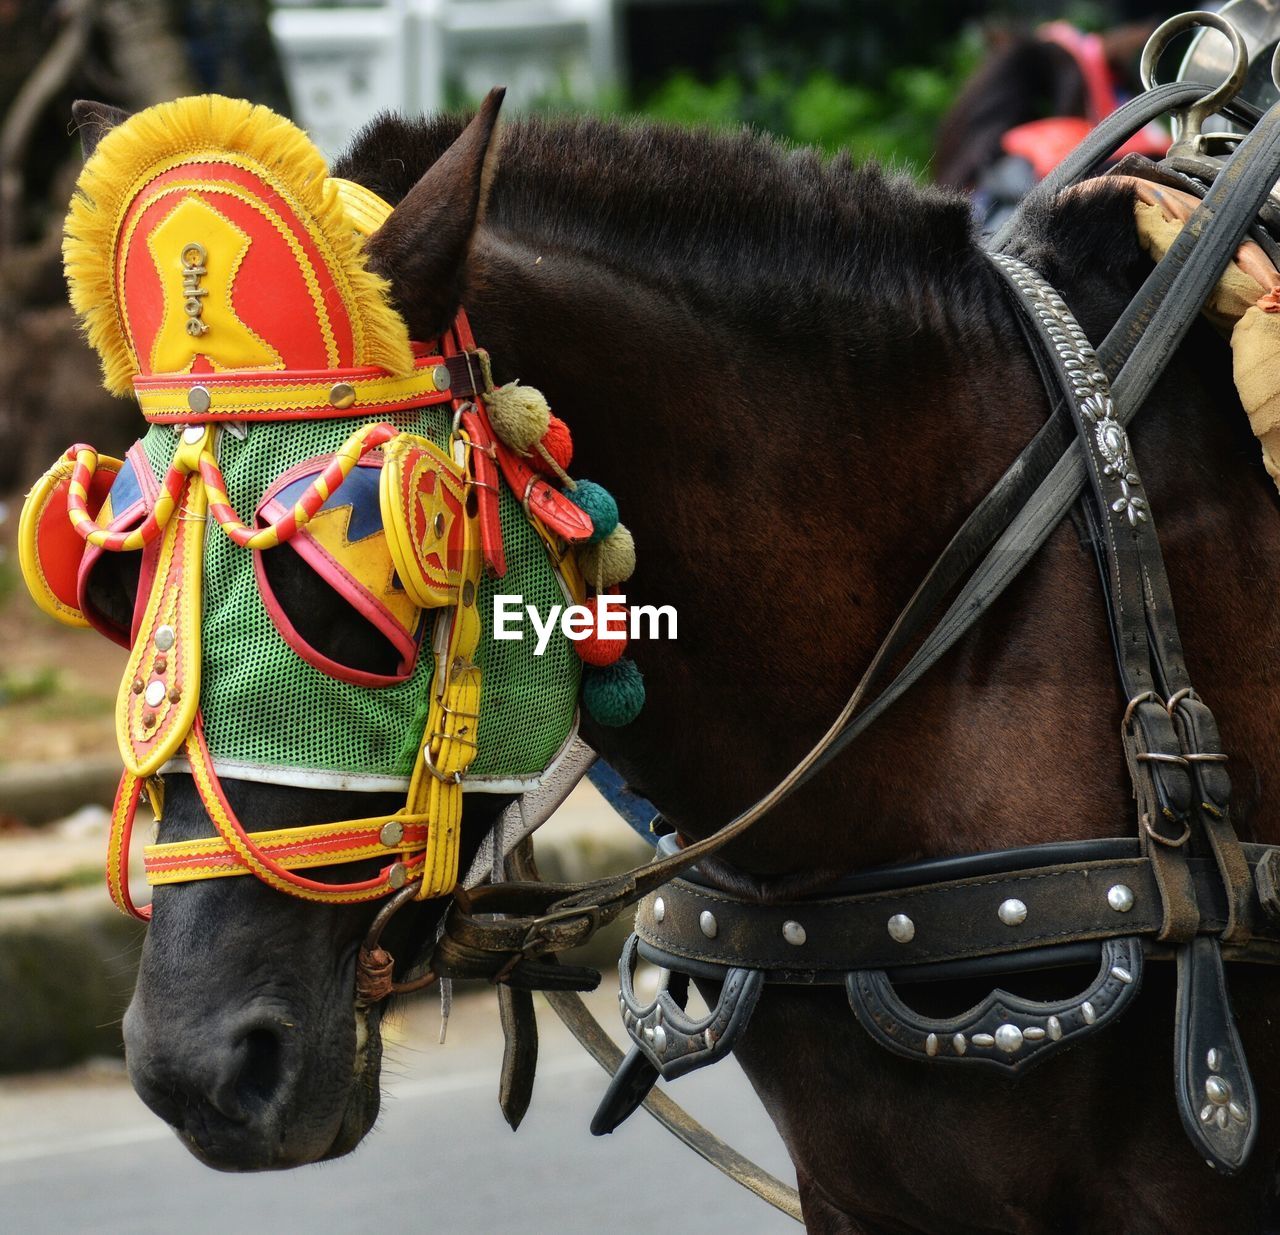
[461,212,1280,889]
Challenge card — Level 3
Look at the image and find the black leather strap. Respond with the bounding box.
[631,847,1280,981]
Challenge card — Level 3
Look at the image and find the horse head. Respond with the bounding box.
[34,89,602,1170]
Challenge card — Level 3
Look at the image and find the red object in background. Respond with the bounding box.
[1001,22,1169,180]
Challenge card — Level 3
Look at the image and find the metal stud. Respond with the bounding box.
[1205,1076,1231,1105]
[994,1024,1024,1054]
[653,1025,667,1054]
[1047,1016,1063,1041]
[1107,884,1135,913]
[704,1028,715,1050]
[653,896,665,923]
[462,580,476,608]
[952,1033,967,1055]
[380,821,404,847]
[387,863,408,889]
[1081,1001,1097,1025]
[643,1026,654,1043]
[433,512,446,539]
[329,382,357,410]
[1207,1048,1221,1071]
[187,386,211,414]
[998,898,1027,926]
[925,1033,939,1057]
[972,1033,996,1049]
[131,678,144,695]
[887,914,915,944]
[432,364,452,391]
[144,680,166,708]
[782,920,806,946]
[699,910,718,939]
[167,687,182,704]
[1023,1027,1046,1042]
[1110,966,1133,984]
[154,656,168,674]
[141,711,156,728]
[155,625,176,652]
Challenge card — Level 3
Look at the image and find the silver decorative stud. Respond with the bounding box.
[329,382,357,410]
[972,1033,996,1049]
[652,1025,667,1054]
[187,386,211,414]
[952,1033,967,1055]
[1081,1001,1097,1025]
[387,862,407,890]
[643,1026,654,1043]
[1023,1027,1046,1042]
[703,1028,716,1050]
[782,920,807,946]
[887,914,915,944]
[1110,966,1133,984]
[379,821,404,847]
[998,898,1028,926]
[653,896,665,923]
[1047,1016,1063,1041]
[1107,884,1135,913]
[1207,1048,1221,1071]
[699,911,718,939]
[994,1024,1024,1054]
[155,625,176,652]
[925,1033,939,1057]
[1205,1076,1231,1105]
[144,680,166,708]
[432,364,452,391]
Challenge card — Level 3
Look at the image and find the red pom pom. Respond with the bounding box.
[535,414,573,474]
[575,623,627,666]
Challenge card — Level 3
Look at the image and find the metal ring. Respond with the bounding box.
[1141,811,1192,849]
[1166,686,1199,715]
[1136,751,1190,765]
[1141,11,1248,108]
[1142,11,1248,154]
[421,743,463,784]
[1121,690,1161,731]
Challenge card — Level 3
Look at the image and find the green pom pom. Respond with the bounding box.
[578,523,635,588]
[483,382,550,451]
[583,658,645,727]
[567,479,619,542]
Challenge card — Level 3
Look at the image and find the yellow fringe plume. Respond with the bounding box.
[64,94,413,395]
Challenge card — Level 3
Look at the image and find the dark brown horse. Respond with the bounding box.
[81,94,1280,1231]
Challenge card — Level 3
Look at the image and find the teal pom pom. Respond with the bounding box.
[567,479,618,542]
[582,658,645,727]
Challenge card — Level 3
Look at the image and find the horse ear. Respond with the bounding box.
[71,100,131,160]
[365,87,505,342]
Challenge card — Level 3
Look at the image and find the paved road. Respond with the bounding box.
[0,987,796,1235]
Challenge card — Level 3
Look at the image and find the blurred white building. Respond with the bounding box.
[271,0,620,158]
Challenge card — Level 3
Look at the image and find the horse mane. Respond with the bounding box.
[333,112,994,339]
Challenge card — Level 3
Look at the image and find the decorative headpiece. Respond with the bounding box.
[19,95,642,922]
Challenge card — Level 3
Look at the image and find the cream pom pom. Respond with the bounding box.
[483,381,551,451]
[578,523,636,590]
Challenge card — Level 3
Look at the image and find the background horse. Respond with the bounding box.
[934,20,1167,230]
[83,94,1280,1232]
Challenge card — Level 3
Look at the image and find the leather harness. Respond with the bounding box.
[413,25,1280,1221]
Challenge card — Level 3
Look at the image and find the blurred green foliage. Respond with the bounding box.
[634,47,980,175]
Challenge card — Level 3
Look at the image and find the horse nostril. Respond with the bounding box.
[234,1025,285,1111]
